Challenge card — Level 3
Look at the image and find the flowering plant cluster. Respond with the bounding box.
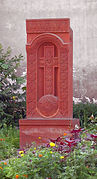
[0,44,26,127]
[0,124,97,179]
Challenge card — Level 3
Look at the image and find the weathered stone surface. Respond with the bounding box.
[25,18,73,119]
[19,18,79,147]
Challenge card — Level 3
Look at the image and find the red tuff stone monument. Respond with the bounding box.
[19,18,79,147]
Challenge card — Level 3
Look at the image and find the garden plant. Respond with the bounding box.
[0,44,26,127]
[0,124,19,160]
[0,119,97,179]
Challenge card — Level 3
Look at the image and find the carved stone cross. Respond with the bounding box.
[39,45,58,95]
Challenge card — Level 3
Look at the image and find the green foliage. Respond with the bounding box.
[0,44,26,126]
[63,126,97,179]
[0,124,19,160]
[0,126,97,179]
[63,148,97,179]
[3,149,62,179]
[73,103,97,127]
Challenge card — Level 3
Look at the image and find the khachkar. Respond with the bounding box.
[19,18,79,147]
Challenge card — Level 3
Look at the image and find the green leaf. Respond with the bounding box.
[22,86,26,91]
[1,64,9,69]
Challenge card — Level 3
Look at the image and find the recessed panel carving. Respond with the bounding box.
[37,95,58,117]
[37,42,59,117]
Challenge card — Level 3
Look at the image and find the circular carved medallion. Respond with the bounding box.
[37,95,58,117]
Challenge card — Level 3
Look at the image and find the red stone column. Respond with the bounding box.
[19,18,79,148]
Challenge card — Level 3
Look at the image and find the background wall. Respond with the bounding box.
[0,0,97,100]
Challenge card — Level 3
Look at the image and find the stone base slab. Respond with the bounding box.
[19,118,79,148]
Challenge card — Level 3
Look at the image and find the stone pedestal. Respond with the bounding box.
[19,118,79,147]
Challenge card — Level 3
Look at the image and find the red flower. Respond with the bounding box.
[91,134,97,138]
[65,138,75,144]
[0,138,5,141]
[64,149,71,153]
[71,128,82,133]
[65,138,77,147]
[60,141,64,145]
[50,139,56,143]
[56,137,62,142]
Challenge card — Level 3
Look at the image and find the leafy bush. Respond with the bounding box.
[0,44,26,127]
[73,103,97,127]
